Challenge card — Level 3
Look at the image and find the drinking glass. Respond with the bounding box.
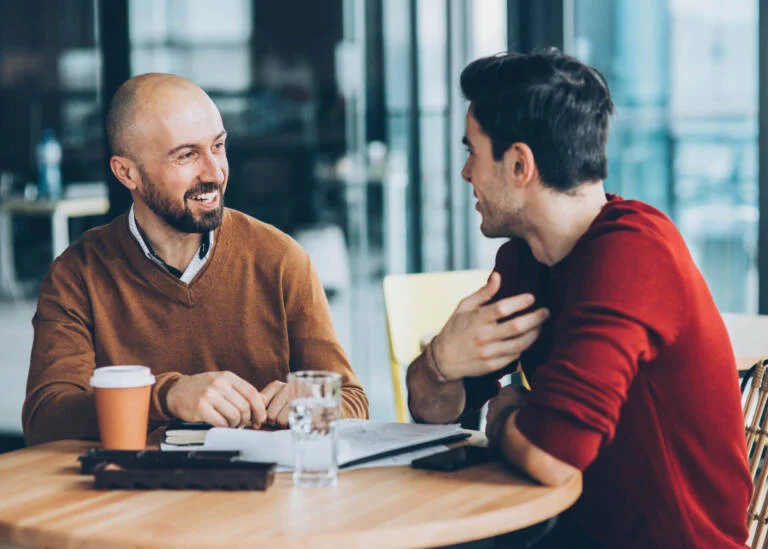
[288,371,342,487]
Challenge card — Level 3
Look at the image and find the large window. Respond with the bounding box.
[0,0,105,436]
[573,0,759,313]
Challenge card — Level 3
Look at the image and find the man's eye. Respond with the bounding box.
[180,151,195,160]
[214,142,225,151]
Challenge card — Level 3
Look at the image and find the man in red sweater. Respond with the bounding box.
[407,49,751,548]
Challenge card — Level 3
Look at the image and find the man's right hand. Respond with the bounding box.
[166,371,268,428]
[431,272,549,380]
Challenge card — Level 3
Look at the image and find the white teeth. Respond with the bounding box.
[192,192,216,203]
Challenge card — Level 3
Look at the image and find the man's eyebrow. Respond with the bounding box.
[166,142,197,156]
[462,136,471,147]
[166,130,228,156]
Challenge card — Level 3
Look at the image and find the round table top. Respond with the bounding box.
[0,440,582,549]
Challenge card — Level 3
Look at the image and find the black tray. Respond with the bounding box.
[78,448,242,474]
[92,462,276,491]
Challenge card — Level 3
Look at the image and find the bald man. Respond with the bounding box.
[23,74,369,445]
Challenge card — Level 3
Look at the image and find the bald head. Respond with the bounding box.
[105,73,216,159]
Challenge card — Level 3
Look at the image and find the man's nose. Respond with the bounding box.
[461,159,471,183]
[200,150,225,184]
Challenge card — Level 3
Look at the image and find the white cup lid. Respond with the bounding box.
[90,366,156,389]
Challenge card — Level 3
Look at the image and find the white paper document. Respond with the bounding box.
[162,419,467,471]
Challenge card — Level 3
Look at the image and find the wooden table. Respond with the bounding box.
[0,440,581,549]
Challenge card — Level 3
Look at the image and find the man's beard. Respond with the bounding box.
[480,204,525,239]
[138,167,224,233]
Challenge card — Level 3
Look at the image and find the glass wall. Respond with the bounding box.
[0,0,105,438]
[123,0,511,420]
[573,0,759,313]
[129,0,339,234]
[468,0,510,270]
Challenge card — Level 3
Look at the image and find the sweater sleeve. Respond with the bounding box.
[23,253,178,445]
[282,244,369,419]
[23,253,100,445]
[515,224,686,470]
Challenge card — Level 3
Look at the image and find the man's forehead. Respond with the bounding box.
[135,94,222,147]
[464,109,483,138]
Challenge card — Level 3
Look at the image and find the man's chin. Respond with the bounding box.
[162,207,223,234]
[479,221,499,238]
[192,209,223,232]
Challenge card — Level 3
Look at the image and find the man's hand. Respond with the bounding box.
[166,371,267,428]
[261,380,294,428]
[485,385,529,446]
[431,272,549,381]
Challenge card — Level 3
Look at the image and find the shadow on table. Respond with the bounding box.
[436,518,557,549]
[436,516,601,549]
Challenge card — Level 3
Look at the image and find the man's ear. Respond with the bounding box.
[502,142,539,188]
[109,155,140,192]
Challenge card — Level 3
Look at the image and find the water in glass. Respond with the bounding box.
[290,396,340,487]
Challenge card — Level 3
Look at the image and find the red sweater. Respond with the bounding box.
[468,196,751,548]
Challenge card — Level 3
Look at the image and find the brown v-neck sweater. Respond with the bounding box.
[23,209,368,445]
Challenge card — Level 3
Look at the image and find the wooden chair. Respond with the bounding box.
[383,269,490,422]
[743,358,768,547]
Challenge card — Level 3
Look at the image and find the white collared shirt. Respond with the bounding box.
[128,205,214,284]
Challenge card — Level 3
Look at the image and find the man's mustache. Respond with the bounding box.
[184,182,222,199]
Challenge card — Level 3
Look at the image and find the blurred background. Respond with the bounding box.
[0,0,763,450]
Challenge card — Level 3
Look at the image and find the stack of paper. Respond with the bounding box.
[163,419,469,470]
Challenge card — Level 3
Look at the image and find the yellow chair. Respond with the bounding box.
[383,269,490,422]
[722,313,768,373]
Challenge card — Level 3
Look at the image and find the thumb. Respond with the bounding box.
[460,271,501,310]
[260,381,282,404]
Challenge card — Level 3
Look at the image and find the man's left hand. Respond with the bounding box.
[485,385,529,446]
[261,380,294,428]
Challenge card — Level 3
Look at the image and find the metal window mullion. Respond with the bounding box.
[760,0,768,313]
[447,0,471,270]
[407,0,422,273]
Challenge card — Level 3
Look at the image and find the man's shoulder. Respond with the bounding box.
[576,198,688,265]
[592,198,680,242]
[570,198,691,311]
[222,209,306,259]
[53,214,128,271]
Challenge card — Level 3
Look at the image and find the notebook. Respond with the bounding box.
[163,421,212,446]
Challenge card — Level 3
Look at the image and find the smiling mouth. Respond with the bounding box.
[189,191,218,204]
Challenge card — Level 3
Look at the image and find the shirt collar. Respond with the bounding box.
[128,205,214,278]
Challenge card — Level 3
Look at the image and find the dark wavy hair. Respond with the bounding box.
[460,48,614,192]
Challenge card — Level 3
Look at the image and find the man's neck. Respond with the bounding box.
[522,182,608,267]
[132,202,203,273]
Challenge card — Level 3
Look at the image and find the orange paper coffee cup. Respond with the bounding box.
[90,366,155,450]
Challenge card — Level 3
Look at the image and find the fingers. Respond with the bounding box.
[264,382,293,428]
[275,401,292,427]
[480,293,537,323]
[478,327,542,368]
[228,374,267,428]
[459,272,501,310]
[260,380,284,404]
[219,388,252,427]
[214,394,246,428]
[199,400,235,428]
[490,307,549,340]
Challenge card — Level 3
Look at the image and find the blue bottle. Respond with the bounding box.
[36,129,62,199]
